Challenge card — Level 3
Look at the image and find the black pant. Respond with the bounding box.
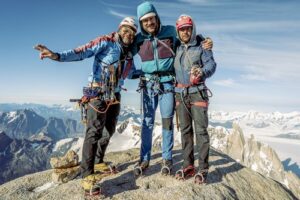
[81,93,121,178]
[175,91,209,171]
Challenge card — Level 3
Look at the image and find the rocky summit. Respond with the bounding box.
[0,147,298,200]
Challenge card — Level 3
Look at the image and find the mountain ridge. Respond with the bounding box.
[0,147,298,200]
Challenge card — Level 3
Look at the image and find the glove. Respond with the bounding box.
[189,65,203,85]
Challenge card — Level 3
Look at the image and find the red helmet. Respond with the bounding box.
[176,15,193,30]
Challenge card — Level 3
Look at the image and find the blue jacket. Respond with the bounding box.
[133,1,177,83]
[57,32,138,93]
[174,34,216,86]
[174,15,216,88]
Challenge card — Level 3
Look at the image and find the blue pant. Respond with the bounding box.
[140,81,174,162]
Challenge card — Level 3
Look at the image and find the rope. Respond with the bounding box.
[88,100,120,114]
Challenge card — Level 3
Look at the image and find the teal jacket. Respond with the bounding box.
[133,1,177,82]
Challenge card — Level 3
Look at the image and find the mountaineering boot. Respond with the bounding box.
[175,165,196,180]
[94,162,118,174]
[161,159,173,176]
[194,169,208,184]
[133,160,149,177]
[81,174,105,196]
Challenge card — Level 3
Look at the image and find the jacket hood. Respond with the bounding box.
[137,1,161,36]
[176,14,197,46]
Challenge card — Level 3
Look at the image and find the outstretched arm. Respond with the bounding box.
[34,44,59,61]
[34,36,107,62]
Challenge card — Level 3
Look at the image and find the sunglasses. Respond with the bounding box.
[120,26,136,35]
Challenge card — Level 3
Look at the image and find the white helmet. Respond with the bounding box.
[119,17,138,33]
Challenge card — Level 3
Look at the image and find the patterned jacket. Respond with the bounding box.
[57,32,137,92]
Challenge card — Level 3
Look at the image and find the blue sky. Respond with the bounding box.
[0,0,299,112]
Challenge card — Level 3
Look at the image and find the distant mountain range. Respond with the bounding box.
[0,131,53,184]
[0,109,83,141]
[0,103,80,120]
[0,105,84,184]
[209,110,300,137]
[0,103,299,190]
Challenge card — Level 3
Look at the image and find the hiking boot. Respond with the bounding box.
[133,160,149,177]
[81,174,104,196]
[94,162,118,174]
[194,169,208,184]
[161,159,172,176]
[175,165,196,180]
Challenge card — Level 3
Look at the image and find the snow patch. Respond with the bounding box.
[7,111,18,123]
[283,178,289,187]
[33,182,58,193]
[53,138,75,152]
[69,137,84,161]
[260,151,267,159]
[251,163,258,171]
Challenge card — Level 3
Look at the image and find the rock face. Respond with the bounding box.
[0,147,298,200]
[209,123,300,199]
[52,166,80,184]
[50,150,80,184]
[0,132,53,185]
[50,150,79,169]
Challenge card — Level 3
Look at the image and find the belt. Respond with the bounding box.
[176,83,192,88]
[175,84,206,94]
[88,82,104,88]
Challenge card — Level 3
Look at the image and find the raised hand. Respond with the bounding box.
[201,37,213,50]
[34,44,59,60]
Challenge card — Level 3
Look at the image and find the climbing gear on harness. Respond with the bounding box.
[175,83,211,118]
[87,99,119,114]
[136,77,144,116]
[70,98,88,124]
[70,60,122,122]
[137,74,174,99]
[83,86,103,98]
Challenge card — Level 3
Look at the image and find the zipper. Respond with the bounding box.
[180,45,188,84]
[153,37,159,72]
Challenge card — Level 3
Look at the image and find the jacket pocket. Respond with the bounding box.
[157,39,174,59]
[138,40,154,62]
